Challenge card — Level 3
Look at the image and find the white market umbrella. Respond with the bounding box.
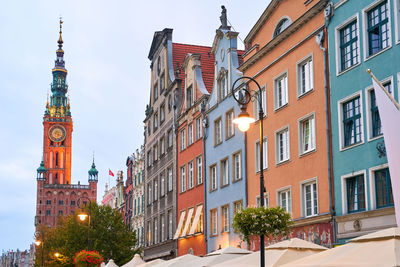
[213,238,327,267]
[105,259,119,267]
[122,254,145,267]
[280,227,400,267]
[136,259,165,267]
[188,246,251,267]
[206,246,251,256]
[101,263,106,267]
[152,254,199,267]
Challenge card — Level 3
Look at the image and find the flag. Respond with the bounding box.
[109,169,114,177]
[371,72,400,227]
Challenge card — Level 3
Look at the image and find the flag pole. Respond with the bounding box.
[367,69,400,110]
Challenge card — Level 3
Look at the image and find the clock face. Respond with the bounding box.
[49,125,66,142]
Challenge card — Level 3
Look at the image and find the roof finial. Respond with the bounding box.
[58,17,64,49]
[92,150,95,164]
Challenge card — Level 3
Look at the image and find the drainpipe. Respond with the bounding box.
[201,99,209,254]
[316,1,337,246]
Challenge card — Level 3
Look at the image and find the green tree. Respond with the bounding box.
[232,206,293,246]
[35,203,140,267]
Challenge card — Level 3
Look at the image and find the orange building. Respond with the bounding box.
[240,0,334,248]
[174,46,214,256]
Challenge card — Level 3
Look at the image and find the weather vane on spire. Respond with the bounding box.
[58,16,64,49]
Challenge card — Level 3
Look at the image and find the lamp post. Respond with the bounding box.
[77,196,92,250]
[34,240,44,267]
[231,76,266,267]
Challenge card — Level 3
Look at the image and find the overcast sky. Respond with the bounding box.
[0,0,269,252]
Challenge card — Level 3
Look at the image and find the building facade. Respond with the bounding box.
[327,0,397,243]
[35,21,97,229]
[240,0,334,249]
[174,46,214,256]
[203,9,247,253]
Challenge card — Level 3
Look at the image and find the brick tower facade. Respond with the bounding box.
[35,20,98,229]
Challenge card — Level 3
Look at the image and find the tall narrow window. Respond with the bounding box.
[180,166,186,193]
[210,165,217,191]
[154,83,158,101]
[375,168,393,208]
[220,158,229,187]
[168,168,173,192]
[298,57,313,95]
[195,117,202,140]
[339,20,359,71]
[219,73,228,100]
[188,123,193,146]
[232,152,242,181]
[160,214,165,242]
[214,118,222,145]
[154,180,158,201]
[210,209,218,236]
[300,115,316,154]
[180,128,186,151]
[148,184,152,205]
[186,86,193,109]
[221,205,229,233]
[278,189,291,213]
[160,173,165,197]
[343,96,362,147]
[188,161,194,189]
[254,88,267,120]
[367,1,390,56]
[196,156,203,185]
[225,110,235,139]
[346,174,365,213]
[154,218,158,244]
[274,74,288,109]
[168,210,173,239]
[168,129,173,148]
[55,152,59,167]
[256,138,268,171]
[303,182,318,217]
[276,128,289,163]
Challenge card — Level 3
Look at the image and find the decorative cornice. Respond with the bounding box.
[293,213,332,228]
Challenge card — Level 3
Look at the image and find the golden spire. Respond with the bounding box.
[58,17,63,49]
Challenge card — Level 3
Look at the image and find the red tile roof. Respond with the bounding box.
[172,43,215,94]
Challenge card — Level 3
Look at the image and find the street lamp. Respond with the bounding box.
[77,196,92,250]
[232,76,266,267]
[34,240,44,267]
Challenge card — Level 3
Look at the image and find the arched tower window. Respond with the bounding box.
[273,18,291,37]
[55,152,59,167]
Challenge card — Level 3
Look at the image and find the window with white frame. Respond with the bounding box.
[147,150,152,167]
[160,104,165,124]
[298,57,313,96]
[180,166,186,193]
[338,19,359,72]
[186,85,193,109]
[278,189,291,213]
[276,128,289,163]
[342,96,362,147]
[160,173,165,197]
[233,200,243,215]
[188,161,194,189]
[210,209,218,236]
[153,143,158,162]
[195,116,202,140]
[214,118,222,145]
[210,165,217,191]
[168,167,173,192]
[274,18,291,37]
[148,183,152,205]
[196,156,203,185]
[180,128,186,151]
[219,72,228,100]
[256,193,269,208]
[225,109,235,139]
[220,158,229,187]
[147,221,152,245]
[256,138,268,172]
[232,151,242,181]
[154,218,158,244]
[303,181,318,217]
[254,88,267,120]
[154,112,158,130]
[154,83,158,101]
[168,129,173,148]
[168,209,173,239]
[160,214,165,242]
[369,81,392,138]
[274,74,288,109]
[221,205,229,233]
[154,179,158,201]
[365,0,391,57]
[345,174,365,213]
[160,136,165,155]
[188,123,193,146]
[299,115,316,154]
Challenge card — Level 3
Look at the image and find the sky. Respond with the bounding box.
[0,0,269,252]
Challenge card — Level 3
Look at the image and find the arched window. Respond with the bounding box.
[55,152,59,167]
[274,18,291,37]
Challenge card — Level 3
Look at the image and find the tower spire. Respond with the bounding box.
[58,17,63,49]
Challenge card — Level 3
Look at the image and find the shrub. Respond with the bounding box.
[74,250,103,267]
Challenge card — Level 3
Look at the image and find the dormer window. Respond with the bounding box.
[274,18,291,37]
[186,85,193,109]
[218,71,228,101]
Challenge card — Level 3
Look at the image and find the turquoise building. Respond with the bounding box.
[327,0,399,243]
[204,11,247,252]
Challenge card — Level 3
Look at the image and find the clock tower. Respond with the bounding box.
[35,20,97,229]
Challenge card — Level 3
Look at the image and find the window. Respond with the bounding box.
[160,73,165,93]
[160,104,165,124]
[210,209,218,236]
[58,210,63,216]
[188,123,193,146]
[196,156,203,185]
[256,193,269,208]
[70,200,75,206]
[168,210,173,239]
[154,218,158,244]
[160,214,165,242]
[274,74,288,109]
[256,138,268,171]
[186,85,193,109]
[142,195,145,212]
[214,118,222,146]
[195,117,202,140]
[167,129,173,148]
[232,152,242,181]
[366,1,390,57]
[339,20,359,71]
[188,161,194,189]
[168,94,172,112]
[218,72,228,100]
[298,57,313,95]
[147,151,152,167]
[346,174,365,213]
[196,207,204,234]
[160,173,165,197]
[154,83,158,101]
[375,168,393,208]
[180,166,186,193]
[254,88,267,120]
[210,165,217,191]
[303,181,318,217]
[58,200,63,206]
[278,189,291,213]
[276,128,289,163]
[343,96,362,147]
[180,128,186,151]
[221,205,229,233]
[369,82,391,138]
[147,221,152,245]
[153,112,158,131]
[233,200,243,215]
[154,180,158,201]
[46,200,51,205]
[168,167,173,192]
[148,184,152,205]
[274,18,291,37]
[46,210,51,215]
[225,110,235,139]
[220,158,229,187]
[153,143,158,162]
[299,115,316,154]
[160,136,165,155]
